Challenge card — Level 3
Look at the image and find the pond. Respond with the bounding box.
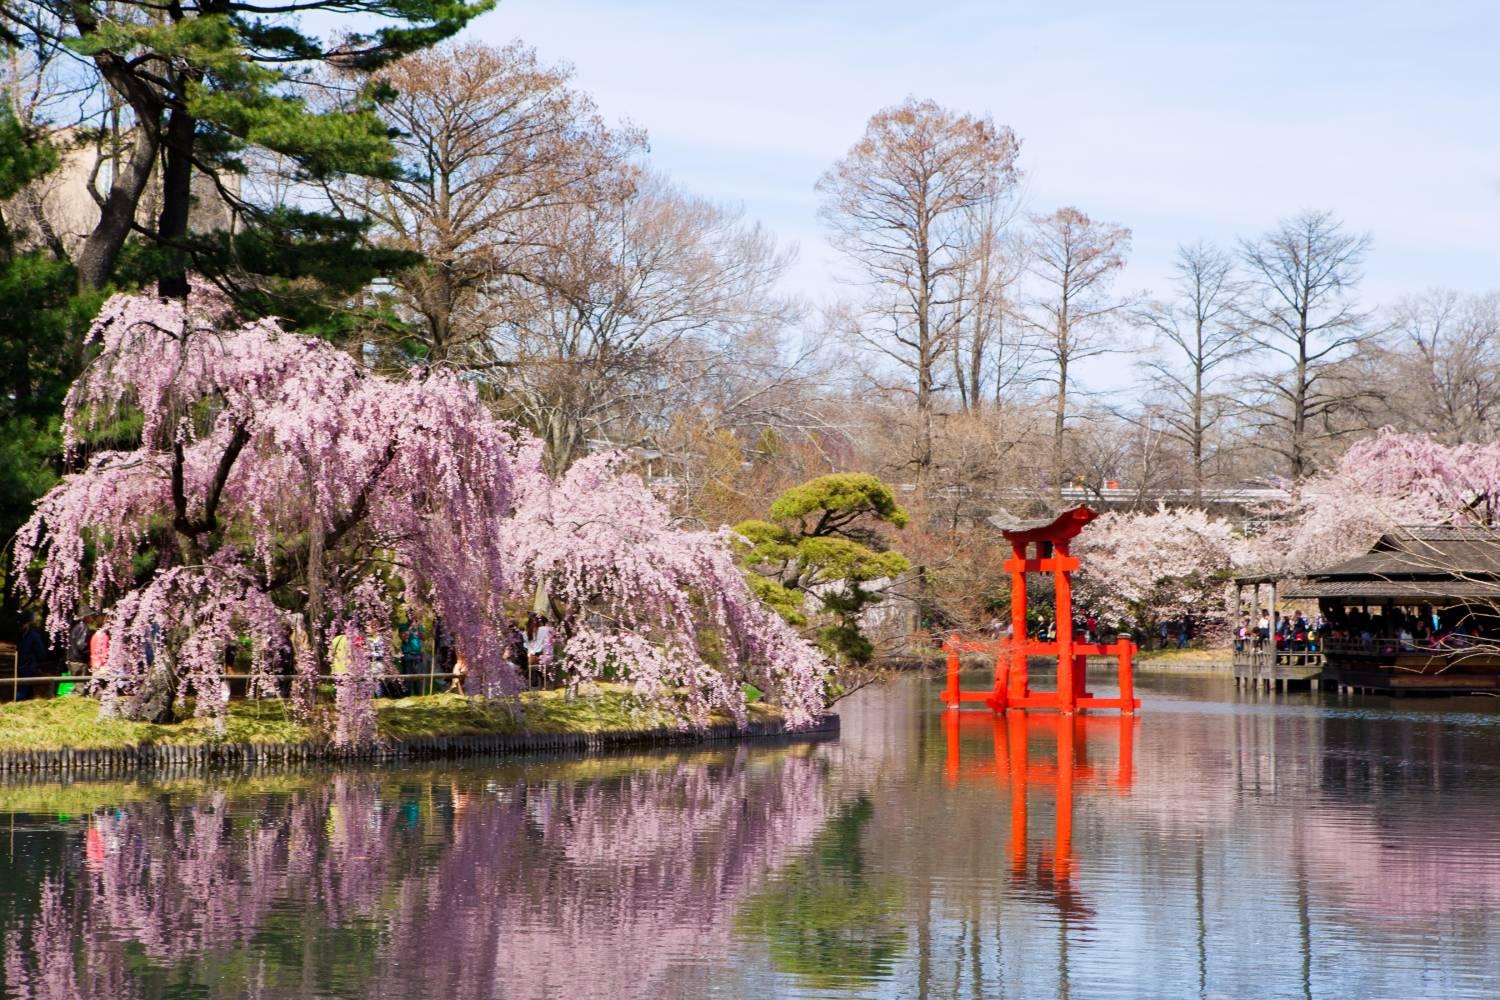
[4,673,1500,999]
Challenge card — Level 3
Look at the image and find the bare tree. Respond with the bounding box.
[329,41,643,364]
[1023,206,1132,500]
[487,172,800,472]
[1370,290,1500,444]
[1,10,101,261]
[1133,242,1247,499]
[1238,210,1372,479]
[948,192,1030,411]
[1069,406,1180,507]
[817,97,1020,472]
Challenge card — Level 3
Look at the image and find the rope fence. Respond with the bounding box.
[0,650,488,701]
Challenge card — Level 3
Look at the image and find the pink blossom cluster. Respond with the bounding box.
[1250,428,1500,574]
[501,451,832,728]
[1074,505,1242,628]
[95,563,289,725]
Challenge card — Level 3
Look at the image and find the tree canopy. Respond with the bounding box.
[3,0,490,301]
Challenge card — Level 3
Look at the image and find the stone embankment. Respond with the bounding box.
[0,713,840,776]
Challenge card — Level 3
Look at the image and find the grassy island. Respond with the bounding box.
[0,686,786,754]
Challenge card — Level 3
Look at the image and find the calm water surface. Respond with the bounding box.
[5,674,1500,999]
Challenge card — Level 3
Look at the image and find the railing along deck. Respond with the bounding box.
[1232,646,1326,683]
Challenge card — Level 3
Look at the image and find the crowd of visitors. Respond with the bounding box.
[1231,606,1488,655]
[318,612,562,696]
[981,611,1144,646]
[1233,610,1328,652]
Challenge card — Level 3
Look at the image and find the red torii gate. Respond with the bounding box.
[943,505,1139,714]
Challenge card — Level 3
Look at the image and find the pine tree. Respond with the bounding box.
[0,103,103,617]
[3,0,492,302]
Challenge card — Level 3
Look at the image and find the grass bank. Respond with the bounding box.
[1135,647,1232,664]
[0,686,783,753]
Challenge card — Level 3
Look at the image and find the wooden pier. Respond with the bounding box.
[1232,648,1326,692]
[1233,642,1500,695]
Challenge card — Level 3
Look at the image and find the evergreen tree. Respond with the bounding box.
[2,0,491,303]
[0,102,103,613]
[735,474,910,665]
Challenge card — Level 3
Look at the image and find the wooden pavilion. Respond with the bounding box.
[1239,526,1500,693]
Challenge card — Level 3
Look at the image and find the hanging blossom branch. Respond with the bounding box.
[501,450,832,729]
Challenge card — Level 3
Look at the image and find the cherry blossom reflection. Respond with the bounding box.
[375,749,831,998]
[1,747,831,1000]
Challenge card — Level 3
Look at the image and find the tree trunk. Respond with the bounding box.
[75,125,159,292]
[915,186,934,473]
[306,515,326,670]
[1052,342,1068,502]
[156,98,197,298]
[1192,322,1204,502]
[953,330,969,412]
[1291,305,1310,479]
[120,651,180,724]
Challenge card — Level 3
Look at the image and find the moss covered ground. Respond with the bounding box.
[0,686,783,753]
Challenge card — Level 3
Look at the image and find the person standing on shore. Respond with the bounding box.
[400,620,424,696]
[505,626,529,687]
[89,612,110,681]
[15,612,46,701]
[526,616,555,687]
[59,613,91,696]
[330,629,352,676]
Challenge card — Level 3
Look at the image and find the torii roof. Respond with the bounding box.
[997,505,1098,545]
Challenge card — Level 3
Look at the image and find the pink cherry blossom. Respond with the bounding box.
[1248,428,1500,575]
[13,287,830,735]
[1074,505,1241,630]
[501,451,832,728]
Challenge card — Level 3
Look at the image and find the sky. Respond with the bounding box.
[469,0,1500,386]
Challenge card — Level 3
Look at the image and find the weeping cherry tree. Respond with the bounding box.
[15,287,832,738]
[500,450,831,728]
[14,287,523,738]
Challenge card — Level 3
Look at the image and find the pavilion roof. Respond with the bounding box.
[1279,525,1500,602]
[1282,579,1500,600]
[1315,526,1500,579]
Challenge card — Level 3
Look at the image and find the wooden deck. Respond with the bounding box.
[1232,649,1326,691]
[1233,644,1500,694]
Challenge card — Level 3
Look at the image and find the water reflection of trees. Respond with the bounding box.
[832,677,1500,997]
[2,747,833,1000]
[11,681,1500,998]
[736,795,907,990]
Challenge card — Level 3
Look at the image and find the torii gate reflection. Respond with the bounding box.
[943,709,1135,917]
